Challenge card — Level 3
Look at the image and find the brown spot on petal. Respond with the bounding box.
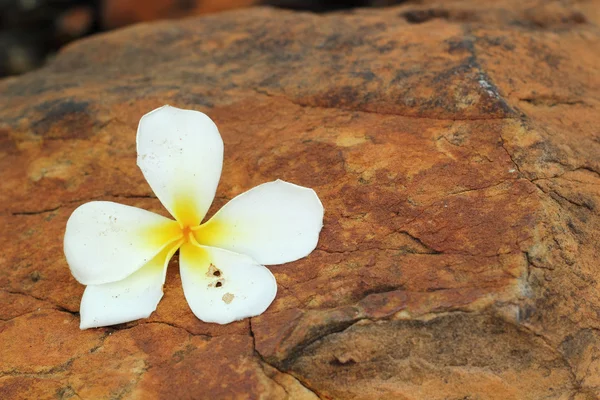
[209,279,225,288]
[206,263,222,277]
[222,293,235,304]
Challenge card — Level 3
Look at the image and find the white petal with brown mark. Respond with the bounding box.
[179,243,277,324]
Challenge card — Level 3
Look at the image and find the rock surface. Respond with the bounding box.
[1,0,600,398]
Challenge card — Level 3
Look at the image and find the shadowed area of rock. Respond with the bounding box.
[1,0,599,398]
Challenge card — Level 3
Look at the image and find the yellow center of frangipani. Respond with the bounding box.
[140,194,229,274]
[171,191,201,229]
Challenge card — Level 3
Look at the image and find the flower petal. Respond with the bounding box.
[64,201,182,285]
[79,242,181,329]
[136,105,224,226]
[193,180,324,265]
[179,243,277,324]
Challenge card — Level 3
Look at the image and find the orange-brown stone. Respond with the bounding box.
[1,1,600,398]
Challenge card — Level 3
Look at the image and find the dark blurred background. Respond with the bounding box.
[0,0,405,77]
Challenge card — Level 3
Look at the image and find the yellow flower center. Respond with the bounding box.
[181,224,201,245]
[150,192,229,252]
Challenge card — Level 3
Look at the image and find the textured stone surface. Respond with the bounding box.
[1,0,600,398]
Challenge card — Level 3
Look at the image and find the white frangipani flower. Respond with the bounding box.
[64,105,324,329]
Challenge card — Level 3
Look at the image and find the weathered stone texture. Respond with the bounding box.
[1,0,599,398]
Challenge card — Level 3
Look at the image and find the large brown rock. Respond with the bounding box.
[1,0,600,398]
